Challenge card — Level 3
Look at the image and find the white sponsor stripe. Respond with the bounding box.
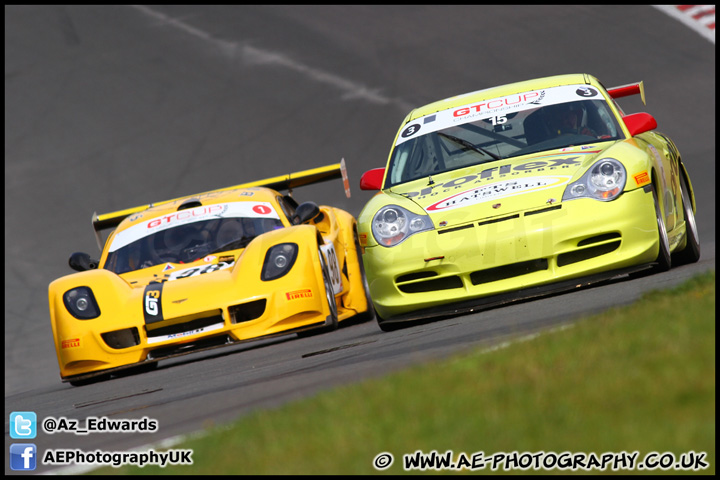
[146,322,225,345]
[395,84,600,146]
[167,261,235,281]
[109,202,279,252]
[425,176,572,212]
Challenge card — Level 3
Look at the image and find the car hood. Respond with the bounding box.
[390,147,608,228]
[118,253,238,289]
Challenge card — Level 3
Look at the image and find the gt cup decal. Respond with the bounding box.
[395,84,593,146]
[109,202,281,252]
[143,283,164,324]
[426,176,572,212]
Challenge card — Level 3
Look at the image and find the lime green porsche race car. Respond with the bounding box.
[358,73,700,331]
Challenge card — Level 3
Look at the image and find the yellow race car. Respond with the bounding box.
[49,161,372,385]
[358,74,700,331]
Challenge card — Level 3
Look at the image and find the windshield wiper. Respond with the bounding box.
[209,236,254,254]
[437,132,501,160]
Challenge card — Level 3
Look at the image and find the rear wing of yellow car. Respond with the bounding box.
[91,159,351,247]
[607,81,646,105]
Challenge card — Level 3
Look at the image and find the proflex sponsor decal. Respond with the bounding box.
[426,176,571,212]
[402,156,582,200]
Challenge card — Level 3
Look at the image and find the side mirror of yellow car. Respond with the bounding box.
[292,202,321,225]
[68,252,99,272]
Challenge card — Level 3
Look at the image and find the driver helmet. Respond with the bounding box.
[216,219,243,246]
[551,102,586,135]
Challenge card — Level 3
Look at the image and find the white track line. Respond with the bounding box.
[130,5,413,110]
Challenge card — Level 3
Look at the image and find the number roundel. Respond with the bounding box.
[401,124,421,138]
[252,204,272,215]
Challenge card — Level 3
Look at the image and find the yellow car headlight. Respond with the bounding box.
[63,287,101,320]
[261,243,298,281]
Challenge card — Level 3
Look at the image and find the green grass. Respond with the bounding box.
[101,271,715,475]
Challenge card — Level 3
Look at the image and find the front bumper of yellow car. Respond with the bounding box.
[51,255,332,382]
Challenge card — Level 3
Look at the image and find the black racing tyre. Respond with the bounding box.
[651,182,672,273]
[119,361,159,377]
[298,248,338,337]
[672,171,701,265]
[68,373,110,387]
[351,233,375,323]
[321,249,339,330]
[376,309,411,332]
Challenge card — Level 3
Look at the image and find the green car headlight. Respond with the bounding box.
[371,205,433,247]
[563,158,627,202]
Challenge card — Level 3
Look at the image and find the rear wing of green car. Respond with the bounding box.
[607,81,646,105]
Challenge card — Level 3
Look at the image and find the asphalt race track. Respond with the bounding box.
[4,6,715,474]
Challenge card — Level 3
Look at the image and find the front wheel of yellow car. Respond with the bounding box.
[298,249,338,337]
[68,373,110,387]
[321,249,339,330]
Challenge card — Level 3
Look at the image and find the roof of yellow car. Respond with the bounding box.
[92,161,348,233]
[115,187,278,231]
[407,73,597,122]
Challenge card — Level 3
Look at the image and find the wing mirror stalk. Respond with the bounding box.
[69,252,99,272]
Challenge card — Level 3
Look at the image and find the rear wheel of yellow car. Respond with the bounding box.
[651,182,672,273]
[672,171,700,266]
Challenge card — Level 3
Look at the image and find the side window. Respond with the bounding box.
[277,195,297,224]
[389,141,412,185]
[595,103,618,137]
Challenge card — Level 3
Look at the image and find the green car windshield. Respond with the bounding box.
[385,89,624,188]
